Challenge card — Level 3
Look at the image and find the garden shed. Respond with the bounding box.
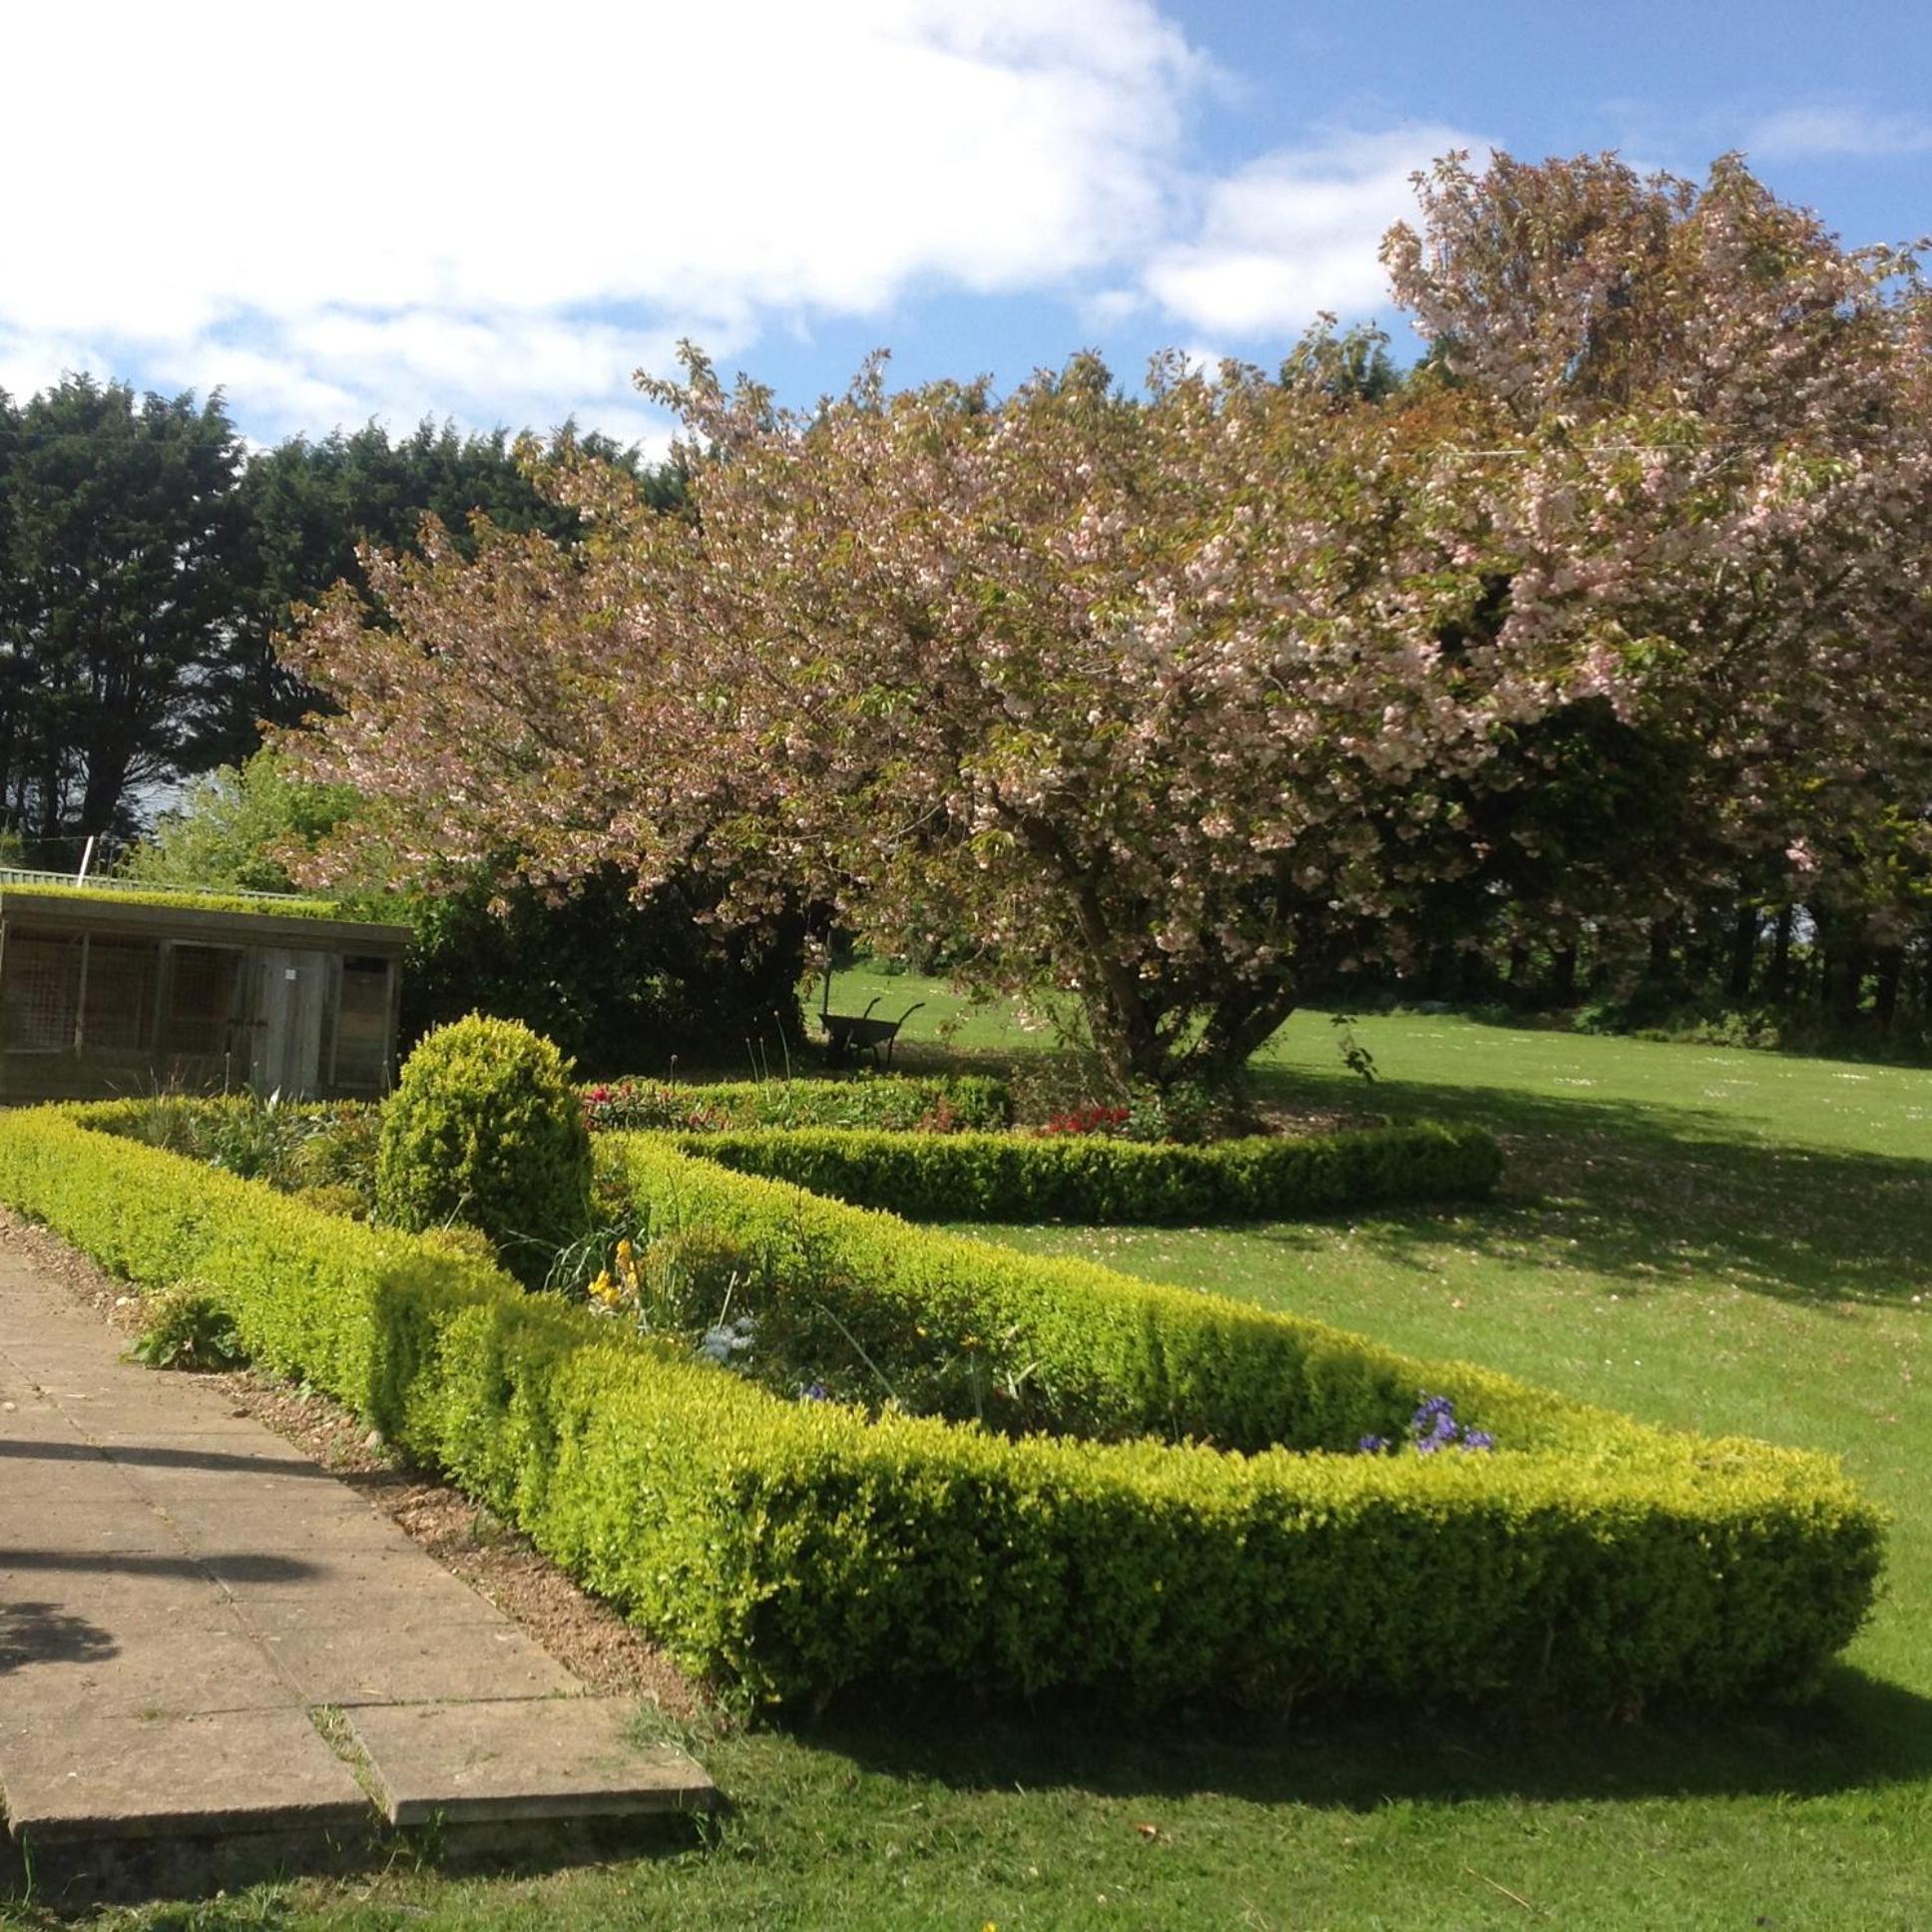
[0,874,410,1102]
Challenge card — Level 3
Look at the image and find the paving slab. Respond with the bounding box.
[0,1626,295,1720]
[227,1590,512,1636]
[199,1544,466,1599]
[255,1622,582,1707]
[0,1707,371,1844]
[348,1699,717,1826]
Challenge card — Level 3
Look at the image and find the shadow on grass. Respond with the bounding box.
[806,1663,1932,1810]
[850,1039,1930,1305]
[1233,1066,1932,1308]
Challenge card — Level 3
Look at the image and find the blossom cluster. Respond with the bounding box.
[587,1235,643,1310]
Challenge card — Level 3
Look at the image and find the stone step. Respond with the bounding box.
[348,1698,718,1827]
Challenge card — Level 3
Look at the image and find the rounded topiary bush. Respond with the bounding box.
[376,1015,591,1285]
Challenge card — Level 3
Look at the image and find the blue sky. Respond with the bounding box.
[3,1,1927,453]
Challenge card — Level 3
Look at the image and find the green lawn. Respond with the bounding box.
[18,997,1932,1930]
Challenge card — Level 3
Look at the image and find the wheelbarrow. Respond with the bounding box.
[819,973,924,1068]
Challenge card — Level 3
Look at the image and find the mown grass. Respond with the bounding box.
[15,992,1932,1930]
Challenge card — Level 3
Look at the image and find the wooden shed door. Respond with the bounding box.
[254,949,326,1098]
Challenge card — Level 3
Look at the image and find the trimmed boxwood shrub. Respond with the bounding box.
[665,1119,1501,1223]
[581,1073,1011,1135]
[377,1015,590,1284]
[0,1105,1884,1717]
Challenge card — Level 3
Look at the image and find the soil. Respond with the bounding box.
[0,1205,712,1725]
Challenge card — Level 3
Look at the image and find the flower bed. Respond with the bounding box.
[604,1133,1530,1441]
[578,1073,1010,1135]
[0,1103,1884,1716]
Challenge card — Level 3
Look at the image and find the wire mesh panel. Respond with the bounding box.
[1,935,82,1053]
[333,956,392,1091]
[163,945,244,1058]
[81,938,161,1052]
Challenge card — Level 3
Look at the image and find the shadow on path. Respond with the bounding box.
[0,1600,116,1675]
[1,1551,315,1583]
[0,1438,336,1480]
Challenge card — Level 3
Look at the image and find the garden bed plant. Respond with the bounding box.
[578,1071,1011,1135]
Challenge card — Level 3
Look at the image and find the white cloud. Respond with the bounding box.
[0,0,1208,438]
[0,327,113,404]
[1143,126,1490,338]
[1747,104,1932,159]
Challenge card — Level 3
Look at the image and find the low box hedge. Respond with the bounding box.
[664,1119,1502,1223]
[0,1105,1883,1717]
[580,1073,1011,1135]
[613,1132,1534,1449]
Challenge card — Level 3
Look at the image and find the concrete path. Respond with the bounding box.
[0,1241,714,1869]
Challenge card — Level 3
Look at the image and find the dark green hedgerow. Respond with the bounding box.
[667,1119,1501,1223]
[0,1106,1884,1715]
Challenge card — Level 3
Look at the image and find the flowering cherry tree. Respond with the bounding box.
[1383,152,1932,932]
[283,153,1931,1088]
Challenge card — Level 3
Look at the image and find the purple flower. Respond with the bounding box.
[1359,1392,1500,1457]
[801,1382,829,1402]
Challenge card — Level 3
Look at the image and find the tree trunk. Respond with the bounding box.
[1196,983,1301,1086]
[1873,947,1903,1036]
[79,741,133,838]
[1829,942,1869,1028]
[1423,938,1456,999]
[1726,905,1759,1002]
[1767,906,1794,1003]
[1549,943,1578,1003]
[1647,917,1675,982]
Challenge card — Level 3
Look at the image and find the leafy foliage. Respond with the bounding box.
[130,1281,245,1371]
[0,376,247,843]
[1,879,346,920]
[282,152,1932,1090]
[120,752,367,899]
